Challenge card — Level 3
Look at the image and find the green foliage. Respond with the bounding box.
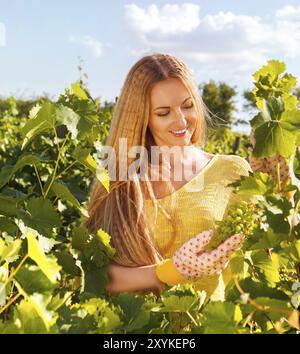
[26,231,61,283]
[250,60,300,157]
[204,127,249,157]
[201,302,243,334]
[199,80,237,127]
[0,62,300,334]
[243,90,257,112]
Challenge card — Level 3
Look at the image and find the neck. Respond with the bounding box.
[159,145,200,178]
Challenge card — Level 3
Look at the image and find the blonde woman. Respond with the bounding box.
[83,53,274,300]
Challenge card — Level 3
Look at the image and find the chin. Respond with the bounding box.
[170,133,192,144]
[171,140,191,147]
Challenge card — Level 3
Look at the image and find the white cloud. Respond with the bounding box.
[0,22,6,46]
[275,5,300,58]
[276,4,300,21]
[69,35,103,58]
[123,3,300,86]
[124,3,200,35]
[201,12,273,46]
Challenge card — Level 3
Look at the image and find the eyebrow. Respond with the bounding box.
[154,97,191,111]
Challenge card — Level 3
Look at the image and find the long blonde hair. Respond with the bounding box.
[84,53,210,266]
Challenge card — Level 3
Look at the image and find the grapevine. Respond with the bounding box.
[203,201,260,251]
[0,60,300,334]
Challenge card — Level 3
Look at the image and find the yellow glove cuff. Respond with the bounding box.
[155,258,190,286]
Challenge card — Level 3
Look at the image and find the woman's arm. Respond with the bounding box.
[105,262,166,296]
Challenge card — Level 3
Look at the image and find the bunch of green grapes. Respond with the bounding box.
[203,201,260,251]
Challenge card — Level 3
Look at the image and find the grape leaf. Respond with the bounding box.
[253,60,286,82]
[21,101,56,149]
[0,216,18,235]
[253,121,296,157]
[249,229,286,250]
[261,97,284,121]
[0,195,19,217]
[72,146,109,192]
[251,250,280,287]
[111,293,150,331]
[97,228,115,258]
[71,226,89,251]
[54,252,80,276]
[14,264,56,294]
[0,239,22,264]
[230,172,273,195]
[265,211,291,235]
[14,292,58,333]
[0,165,14,189]
[278,240,300,263]
[201,302,242,334]
[226,277,289,302]
[0,153,45,189]
[160,295,196,312]
[83,298,122,333]
[71,83,88,100]
[26,231,61,283]
[251,297,291,324]
[51,180,80,209]
[13,299,48,333]
[55,104,80,139]
[83,267,108,297]
[17,197,61,238]
[158,285,202,312]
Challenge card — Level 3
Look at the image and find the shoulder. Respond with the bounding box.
[219,154,251,168]
[210,153,252,179]
[200,150,252,170]
[219,155,252,176]
[197,148,249,166]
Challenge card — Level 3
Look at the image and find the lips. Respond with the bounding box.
[170,126,188,136]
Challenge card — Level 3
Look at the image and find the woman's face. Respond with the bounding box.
[148,78,198,148]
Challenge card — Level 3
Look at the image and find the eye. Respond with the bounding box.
[156,102,193,117]
[157,112,169,117]
[184,103,194,109]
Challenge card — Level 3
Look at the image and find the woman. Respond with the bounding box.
[84,53,290,300]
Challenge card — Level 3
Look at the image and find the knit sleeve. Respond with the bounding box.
[225,155,253,182]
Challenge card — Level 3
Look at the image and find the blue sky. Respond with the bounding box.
[1,0,300,126]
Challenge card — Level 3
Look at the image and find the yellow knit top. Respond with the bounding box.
[143,153,253,301]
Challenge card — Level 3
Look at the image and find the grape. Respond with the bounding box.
[203,201,260,251]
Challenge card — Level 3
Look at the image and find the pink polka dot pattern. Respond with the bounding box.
[173,229,245,279]
[249,128,291,183]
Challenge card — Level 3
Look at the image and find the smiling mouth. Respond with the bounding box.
[170,126,188,136]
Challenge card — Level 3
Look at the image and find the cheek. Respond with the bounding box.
[148,116,169,133]
[188,111,198,126]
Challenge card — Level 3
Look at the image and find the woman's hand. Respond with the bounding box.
[172,229,244,278]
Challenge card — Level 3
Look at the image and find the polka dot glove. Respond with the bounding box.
[172,229,245,279]
[249,128,291,183]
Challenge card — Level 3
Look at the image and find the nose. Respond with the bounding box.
[173,108,188,128]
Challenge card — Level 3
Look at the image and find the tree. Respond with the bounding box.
[243,90,256,111]
[199,81,237,128]
[241,89,259,125]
